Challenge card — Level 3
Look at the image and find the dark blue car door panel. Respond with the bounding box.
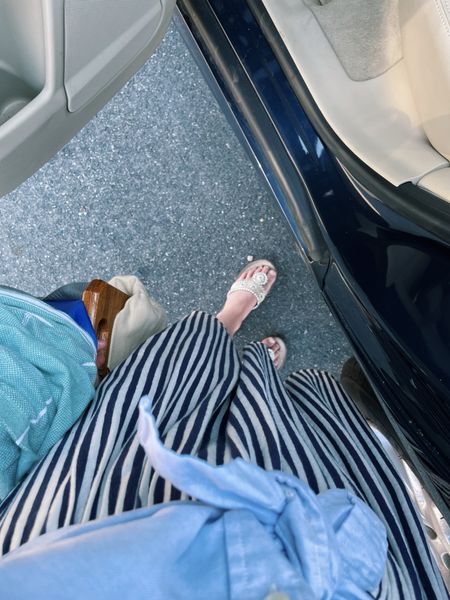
[177,0,450,511]
[178,0,331,271]
[318,166,450,484]
[324,239,450,486]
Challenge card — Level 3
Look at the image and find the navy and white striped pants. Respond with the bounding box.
[0,312,446,598]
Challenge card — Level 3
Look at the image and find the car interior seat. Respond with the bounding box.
[400,0,450,199]
[262,0,450,202]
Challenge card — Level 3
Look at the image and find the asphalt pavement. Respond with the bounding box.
[0,23,350,375]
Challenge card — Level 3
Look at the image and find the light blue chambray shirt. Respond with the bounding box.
[0,395,388,599]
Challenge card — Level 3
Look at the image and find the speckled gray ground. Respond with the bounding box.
[0,24,350,375]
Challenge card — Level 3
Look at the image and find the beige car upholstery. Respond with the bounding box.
[304,0,402,82]
[419,168,450,201]
[261,0,450,193]
[400,0,450,162]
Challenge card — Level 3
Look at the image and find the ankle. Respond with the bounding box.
[216,306,242,336]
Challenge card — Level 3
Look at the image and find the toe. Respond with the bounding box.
[260,335,285,370]
[266,270,276,290]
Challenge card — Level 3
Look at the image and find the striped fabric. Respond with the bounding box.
[0,311,446,598]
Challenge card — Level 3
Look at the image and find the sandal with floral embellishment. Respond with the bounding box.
[227,259,277,309]
[261,336,287,370]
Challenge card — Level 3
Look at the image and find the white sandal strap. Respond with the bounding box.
[267,347,276,362]
[227,274,267,309]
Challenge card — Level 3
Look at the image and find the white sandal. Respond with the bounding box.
[263,336,287,370]
[227,259,277,310]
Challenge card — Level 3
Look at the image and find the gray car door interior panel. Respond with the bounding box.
[65,0,165,112]
[0,2,46,126]
[0,0,175,198]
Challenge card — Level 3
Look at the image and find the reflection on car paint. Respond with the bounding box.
[207,0,450,499]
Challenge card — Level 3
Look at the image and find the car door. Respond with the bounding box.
[0,0,175,198]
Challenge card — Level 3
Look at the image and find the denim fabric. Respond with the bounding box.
[0,395,387,600]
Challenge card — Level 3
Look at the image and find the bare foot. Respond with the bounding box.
[261,336,287,370]
[217,262,277,336]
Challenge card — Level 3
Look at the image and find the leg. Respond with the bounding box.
[216,261,276,335]
[285,369,446,598]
